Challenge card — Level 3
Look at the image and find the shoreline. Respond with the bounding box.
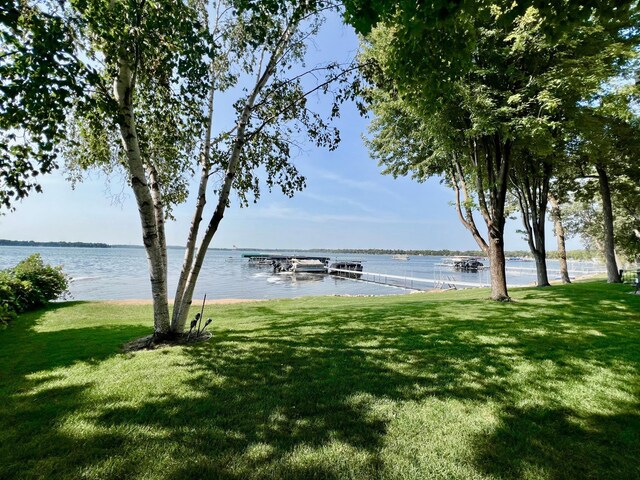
[101,298,268,306]
[97,272,606,305]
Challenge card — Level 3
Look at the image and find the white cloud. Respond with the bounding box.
[300,191,378,214]
[303,166,405,201]
[242,202,443,226]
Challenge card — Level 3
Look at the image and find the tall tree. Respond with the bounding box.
[568,90,640,282]
[167,0,348,333]
[61,0,352,339]
[359,3,637,300]
[67,0,211,335]
[548,189,572,284]
[510,152,552,287]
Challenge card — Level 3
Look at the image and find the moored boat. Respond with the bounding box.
[453,257,484,271]
[436,256,485,271]
[290,258,327,273]
[329,261,363,278]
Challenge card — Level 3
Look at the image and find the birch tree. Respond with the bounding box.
[168,0,349,333]
[64,0,210,336]
[57,0,353,340]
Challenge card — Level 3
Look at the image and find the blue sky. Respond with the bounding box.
[0,11,579,252]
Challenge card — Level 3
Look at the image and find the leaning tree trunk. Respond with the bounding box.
[170,29,290,333]
[548,194,571,284]
[450,156,489,255]
[171,91,258,333]
[171,78,215,330]
[114,57,171,335]
[596,163,621,283]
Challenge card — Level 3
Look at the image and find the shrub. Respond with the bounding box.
[0,254,69,323]
[0,304,16,327]
[12,254,69,309]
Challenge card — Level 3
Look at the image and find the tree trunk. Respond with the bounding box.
[170,102,255,333]
[114,57,171,335]
[171,22,296,333]
[451,155,489,255]
[172,94,255,332]
[488,224,509,301]
[473,136,510,301]
[531,227,549,287]
[170,77,215,332]
[148,165,168,274]
[596,163,621,283]
[170,161,209,331]
[173,202,226,333]
[548,194,571,284]
[511,160,551,287]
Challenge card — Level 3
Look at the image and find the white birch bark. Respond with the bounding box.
[171,22,295,333]
[114,56,171,335]
[148,164,168,274]
[170,83,214,331]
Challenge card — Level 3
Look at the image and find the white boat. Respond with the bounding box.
[436,256,485,271]
[290,259,327,273]
[435,256,466,267]
[392,254,409,261]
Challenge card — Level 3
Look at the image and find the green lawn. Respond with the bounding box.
[1,281,638,479]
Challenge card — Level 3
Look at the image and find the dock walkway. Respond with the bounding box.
[328,267,486,291]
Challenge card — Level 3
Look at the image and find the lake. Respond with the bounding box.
[0,246,605,301]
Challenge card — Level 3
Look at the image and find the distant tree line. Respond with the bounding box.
[314,248,599,261]
[0,239,110,248]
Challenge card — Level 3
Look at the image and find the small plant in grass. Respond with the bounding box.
[0,254,69,324]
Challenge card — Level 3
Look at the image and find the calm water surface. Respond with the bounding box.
[0,246,605,300]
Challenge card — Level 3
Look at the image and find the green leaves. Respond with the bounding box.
[61,0,212,215]
[0,1,91,209]
[0,254,69,320]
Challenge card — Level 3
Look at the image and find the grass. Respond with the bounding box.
[0,281,639,479]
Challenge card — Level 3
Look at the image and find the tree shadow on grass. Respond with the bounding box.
[475,406,640,480]
[90,286,639,478]
[0,304,151,479]
[0,302,150,375]
[0,285,639,479]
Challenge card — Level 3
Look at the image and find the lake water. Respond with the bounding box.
[0,246,606,301]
